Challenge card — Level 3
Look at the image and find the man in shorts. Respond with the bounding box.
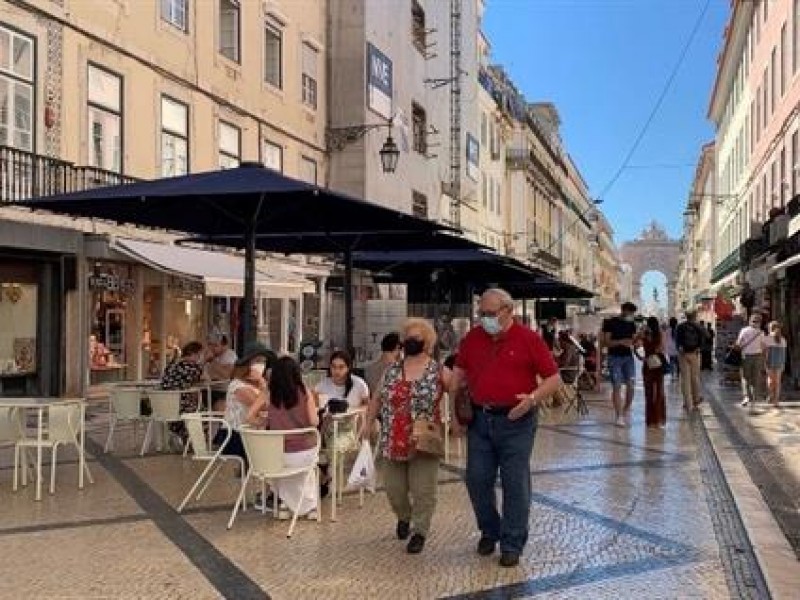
[602,302,638,427]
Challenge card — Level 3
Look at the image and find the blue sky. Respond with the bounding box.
[483,0,730,305]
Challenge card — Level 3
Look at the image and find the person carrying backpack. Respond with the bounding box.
[675,310,707,410]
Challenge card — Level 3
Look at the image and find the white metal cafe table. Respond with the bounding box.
[0,397,90,501]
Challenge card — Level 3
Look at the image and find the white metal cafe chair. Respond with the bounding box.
[0,407,34,484]
[140,390,184,456]
[14,401,94,495]
[328,408,367,522]
[229,427,322,538]
[177,413,246,514]
[105,387,147,453]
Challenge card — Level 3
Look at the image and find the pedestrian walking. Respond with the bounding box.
[675,310,706,410]
[667,317,680,379]
[736,314,765,408]
[763,321,787,408]
[361,318,448,554]
[364,332,403,398]
[601,302,638,427]
[639,317,666,429]
[450,289,561,568]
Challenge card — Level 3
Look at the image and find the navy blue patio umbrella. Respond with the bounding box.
[20,162,461,350]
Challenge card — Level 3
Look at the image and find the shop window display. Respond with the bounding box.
[0,283,37,376]
[88,265,134,384]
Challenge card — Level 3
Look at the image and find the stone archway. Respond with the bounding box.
[620,221,681,316]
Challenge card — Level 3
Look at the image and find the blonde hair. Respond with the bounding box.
[769,321,783,342]
[402,318,437,356]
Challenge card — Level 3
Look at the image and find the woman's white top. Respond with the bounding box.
[315,374,369,409]
[225,379,258,429]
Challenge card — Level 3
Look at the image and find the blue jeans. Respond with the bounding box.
[608,354,635,387]
[466,408,537,554]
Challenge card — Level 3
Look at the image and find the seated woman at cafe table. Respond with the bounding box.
[213,343,276,473]
[313,350,370,496]
[261,355,320,520]
[160,341,207,448]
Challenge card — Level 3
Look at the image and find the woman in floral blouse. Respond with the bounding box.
[160,341,206,443]
[362,318,450,554]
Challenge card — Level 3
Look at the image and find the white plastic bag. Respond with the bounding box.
[347,440,376,492]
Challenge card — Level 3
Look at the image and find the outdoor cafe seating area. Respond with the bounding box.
[0,370,413,539]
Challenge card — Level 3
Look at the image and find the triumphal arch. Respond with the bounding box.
[619,221,681,316]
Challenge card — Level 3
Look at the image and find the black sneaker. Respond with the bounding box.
[476,536,496,556]
[499,552,520,568]
[406,534,425,554]
[396,520,410,540]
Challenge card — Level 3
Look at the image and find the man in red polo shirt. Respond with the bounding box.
[451,288,561,567]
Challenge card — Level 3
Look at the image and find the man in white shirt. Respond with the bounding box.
[205,333,238,381]
[736,314,765,407]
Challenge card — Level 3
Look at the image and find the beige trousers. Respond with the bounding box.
[678,351,701,409]
[382,454,440,536]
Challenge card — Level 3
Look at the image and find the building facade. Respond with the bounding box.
[0,0,331,396]
[708,0,800,385]
[677,143,717,322]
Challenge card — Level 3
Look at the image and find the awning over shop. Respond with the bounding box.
[111,238,315,298]
[770,253,800,272]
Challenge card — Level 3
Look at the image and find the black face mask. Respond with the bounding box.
[403,338,425,356]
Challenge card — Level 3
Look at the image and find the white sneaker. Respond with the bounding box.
[740,398,750,407]
[304,509,319,520]
[615,417,626,428]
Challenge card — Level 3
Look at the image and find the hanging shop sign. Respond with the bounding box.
[367,42,393,120]
[168,276,205,298]
[88,272,135,294]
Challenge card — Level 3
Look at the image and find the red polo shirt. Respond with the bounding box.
[455,322,559,407]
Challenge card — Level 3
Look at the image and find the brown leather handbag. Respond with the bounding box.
[411,419,444,457]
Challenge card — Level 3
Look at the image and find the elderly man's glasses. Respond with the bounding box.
[478,306,509,318]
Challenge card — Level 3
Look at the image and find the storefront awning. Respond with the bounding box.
[111,238,315,298]
[770,253,800,273]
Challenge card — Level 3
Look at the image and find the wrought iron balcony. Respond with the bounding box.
[1,145,139,203]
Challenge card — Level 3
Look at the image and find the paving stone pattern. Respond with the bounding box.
[0,382,777,599]
[702,377,800,559]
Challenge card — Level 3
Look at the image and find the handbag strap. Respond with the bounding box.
[740,330,761,351]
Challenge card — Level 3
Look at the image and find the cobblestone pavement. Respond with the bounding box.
[701,373,800,558]
[0,380,795,599]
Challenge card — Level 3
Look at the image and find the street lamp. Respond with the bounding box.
[326,121,399,174]
[379,135,400,173]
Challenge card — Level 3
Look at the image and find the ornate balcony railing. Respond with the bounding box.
[1,145,139,203]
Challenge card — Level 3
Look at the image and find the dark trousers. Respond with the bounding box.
[212,427,248,471]
[466,408,537,554]
[643,369,666,427]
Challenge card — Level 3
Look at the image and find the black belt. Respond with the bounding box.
[472,403,513,415]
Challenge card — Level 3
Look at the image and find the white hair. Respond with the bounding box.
[481,288,514,308]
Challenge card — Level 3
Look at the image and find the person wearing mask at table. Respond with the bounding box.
[214,343,276,472]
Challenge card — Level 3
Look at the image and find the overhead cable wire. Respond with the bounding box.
[596,0,713,201]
